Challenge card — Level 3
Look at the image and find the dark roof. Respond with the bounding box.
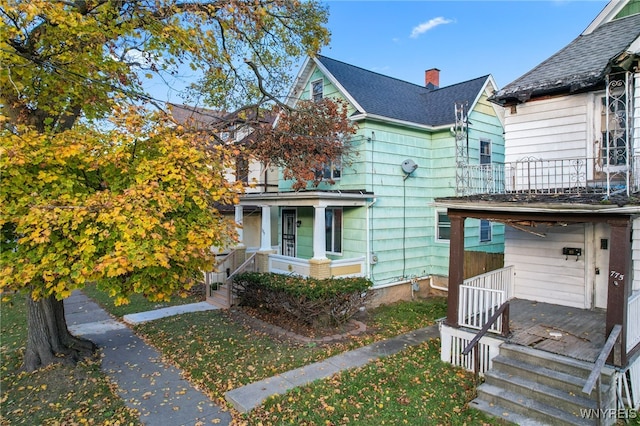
[316,56,490,127]
[491,13,640,105]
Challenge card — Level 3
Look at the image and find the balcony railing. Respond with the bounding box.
[460,155,638,196]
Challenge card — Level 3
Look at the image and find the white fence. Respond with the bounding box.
[627,291,640,352]
[458,266,514,334]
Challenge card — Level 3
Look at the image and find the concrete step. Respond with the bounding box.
[483,368,597,415]
[475,383,595,426]
[499,344,614,382]
[490,355,594,395]
[206,291,230,309]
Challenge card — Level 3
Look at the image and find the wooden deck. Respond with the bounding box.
[506,298,606,363]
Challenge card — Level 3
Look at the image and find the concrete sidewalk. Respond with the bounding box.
[65,291,231,426]
[225,325,439,413]
[67,291,440,422]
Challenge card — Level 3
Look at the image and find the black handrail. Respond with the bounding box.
[461,300,510,380]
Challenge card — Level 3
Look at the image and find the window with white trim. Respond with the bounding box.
[311,79,323,102]
[325,207,342,254]
[315,158,341,181]
[436,211,451,241]
[480,219,492,242]
[480,139,491,165]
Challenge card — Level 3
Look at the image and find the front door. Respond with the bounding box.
[594,223,611,309]
[282,209,296,257]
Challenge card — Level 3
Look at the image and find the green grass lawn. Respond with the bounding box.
[82,283,203,317]
[132,297,498,424]
[0,293,140,425]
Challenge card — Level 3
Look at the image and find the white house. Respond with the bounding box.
[437,1,640,424]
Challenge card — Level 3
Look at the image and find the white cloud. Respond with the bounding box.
[410,17,453,38]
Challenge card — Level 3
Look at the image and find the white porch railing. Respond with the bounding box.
[458,266,514,334]
[460,155,638,196]
[627,291,640,352]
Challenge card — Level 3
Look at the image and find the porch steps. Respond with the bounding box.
[471,343,616,426]
[206,284,231,309]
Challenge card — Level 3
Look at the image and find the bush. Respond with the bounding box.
[233,273,371,327]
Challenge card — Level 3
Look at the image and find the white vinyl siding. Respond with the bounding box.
[504,95,590,163]
[504,223,586,308]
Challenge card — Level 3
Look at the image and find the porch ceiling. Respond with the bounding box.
[239,190,373,207]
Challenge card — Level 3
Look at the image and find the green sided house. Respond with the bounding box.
[213,55,506,307]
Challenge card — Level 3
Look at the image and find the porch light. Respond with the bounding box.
[296,220,302,228]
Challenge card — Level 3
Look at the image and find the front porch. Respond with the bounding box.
[503,298,606,363]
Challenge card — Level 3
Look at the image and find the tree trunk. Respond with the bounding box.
[22,294,97,372]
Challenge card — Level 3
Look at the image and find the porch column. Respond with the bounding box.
[606,218,631,366]
[234,205,244,248]
[312,206,327,259]
[446,214,465,327]
[259,205,271,251]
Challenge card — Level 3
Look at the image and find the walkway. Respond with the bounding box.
[64,291,230,426]
[66,291,440,422]
[225,325,439,413]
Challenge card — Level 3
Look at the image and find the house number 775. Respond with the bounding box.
[610,271,624,280]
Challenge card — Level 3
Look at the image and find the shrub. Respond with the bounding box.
[233,273,371,327]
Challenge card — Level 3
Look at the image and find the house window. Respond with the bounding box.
[236,156,249,183]
[325,207,342,254]
[311,79,323,102]
[480,220,492,242]
[315,158,341,181]
[436,211,450,241]
[480,139,491,165]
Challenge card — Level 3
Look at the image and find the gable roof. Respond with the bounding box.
[490,12,640,106]
[303,55,492,128]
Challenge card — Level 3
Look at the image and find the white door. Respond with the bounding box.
[593,223,611,309]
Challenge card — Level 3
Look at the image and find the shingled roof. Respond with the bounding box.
[490,13,640,106]
[315,55,490,127]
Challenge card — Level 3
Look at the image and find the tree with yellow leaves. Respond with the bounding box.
[1,0,355,371]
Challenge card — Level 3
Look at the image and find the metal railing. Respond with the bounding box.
[462,300,510,381]
[582,324,622,426]
[460,154,638,196]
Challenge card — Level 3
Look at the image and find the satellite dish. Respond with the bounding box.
[401,159,418,174]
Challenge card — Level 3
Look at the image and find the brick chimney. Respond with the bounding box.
[425,68,440,90]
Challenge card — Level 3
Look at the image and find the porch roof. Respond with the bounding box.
[239,189,373,207]
[435,192,640,218]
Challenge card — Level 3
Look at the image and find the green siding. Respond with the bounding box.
[276,63,505,286]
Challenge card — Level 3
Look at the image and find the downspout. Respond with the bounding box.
[366,198,377,279]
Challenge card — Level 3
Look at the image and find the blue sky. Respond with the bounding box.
[150,1,609,103]
[319,0,609,89]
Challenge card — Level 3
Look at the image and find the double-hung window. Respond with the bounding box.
[311,79,323,102]
[315,158,341,181]
[436,211,451,241]
[480,139,491,165]
[480,219,492,242]
[325,208,342,254]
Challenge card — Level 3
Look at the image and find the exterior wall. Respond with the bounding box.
[634,216,640,292]
[272,64,505,289]
[504,93,591,162]
[634,72,640,158]
[504,223,587,308]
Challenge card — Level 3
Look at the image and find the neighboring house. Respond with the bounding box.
[235,55,505,306]
[169,104,278,302]
[436,1,640,423]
